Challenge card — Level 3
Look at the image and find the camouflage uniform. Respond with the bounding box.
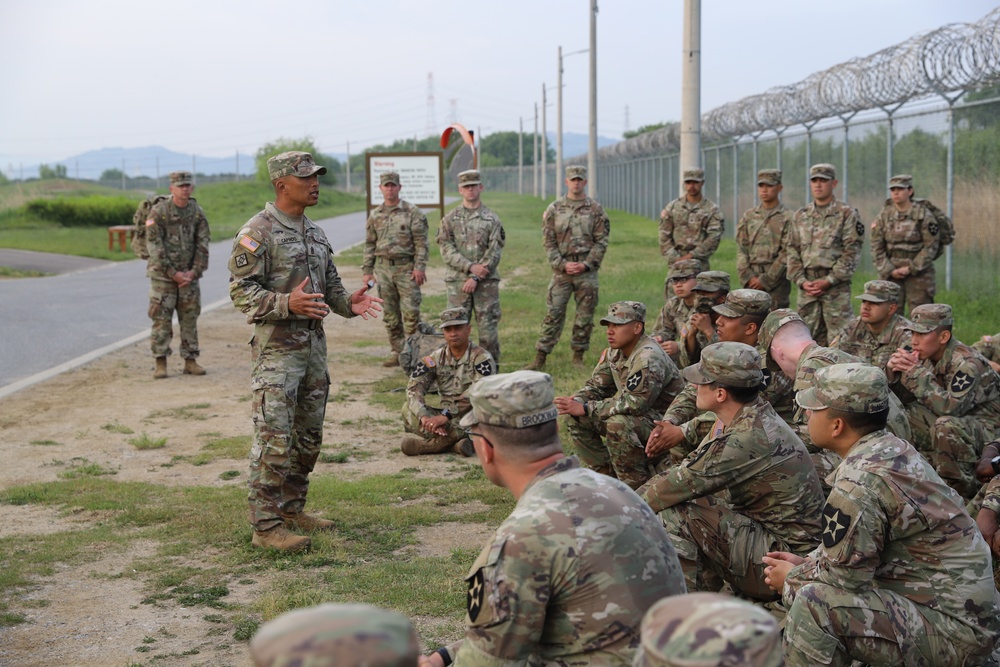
[535,168,610,355]
[972,332,1000,363]
[634,592,782,667]
[658,174,724,272]
[871,175,948,312]
[735,170,792,309]
[403,308,496,454]
[439,370,687,666]
[787,164,864,346]
[782,364,1000,667]
[362,173,428,354]
[651,259,702,366]
[146,171,210,361]
[568,302,685,489]
[898,305,1000,499]
[677,271,729,368]
[229,152,357,532]
[250,603,419,667]
[642,343,824,601]
[437,170,505,362]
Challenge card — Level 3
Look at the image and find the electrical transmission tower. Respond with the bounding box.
[425,72,436,137]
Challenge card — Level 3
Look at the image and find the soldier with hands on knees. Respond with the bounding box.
[362,171,429,367]
[400,307,495,458]
[421,370,686,667]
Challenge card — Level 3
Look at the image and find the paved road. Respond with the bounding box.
[0,210,368,396]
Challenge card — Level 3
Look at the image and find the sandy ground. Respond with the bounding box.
[0,265,496,667]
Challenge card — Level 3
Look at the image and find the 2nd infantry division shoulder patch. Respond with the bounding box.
[822,502,851,548]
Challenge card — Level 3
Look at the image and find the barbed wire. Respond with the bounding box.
[595,7,1000,161]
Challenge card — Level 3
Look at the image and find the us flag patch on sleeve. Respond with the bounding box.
[239,235,261,252]
[145,218,155,227]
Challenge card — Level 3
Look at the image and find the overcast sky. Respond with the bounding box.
[0,0,995,169]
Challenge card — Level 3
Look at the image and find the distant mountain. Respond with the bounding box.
[559,132,619,160]
[48,146,258,181]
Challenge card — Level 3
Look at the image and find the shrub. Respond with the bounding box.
[24,196,135,227]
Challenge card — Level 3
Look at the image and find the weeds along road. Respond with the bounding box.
[0,210,367,396]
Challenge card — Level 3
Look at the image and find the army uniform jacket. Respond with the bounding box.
[735,203,791,291]
[973,333,1000,362]
[900,338,1000,422]
[542,195,610,273]
[406,343,495,419]
[448,456,685,666]
[642,396,824,555]
[833,314,914,373]
[871,199,944,278]
[651,296,695,343]
[787,199,863,291]
[361,200,429,273]
[658,197,724,266]
[228,203,354,325]
[146,197,210,282]
[573,335,685,420]
[785,431,1000,656]
[437,203,505,283]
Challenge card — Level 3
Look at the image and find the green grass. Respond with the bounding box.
[128,433,168,450]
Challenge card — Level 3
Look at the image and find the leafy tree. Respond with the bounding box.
[38,163,67,179]
[99,168,124,182]
[480,131,553,166]
[255,137,340,186]
[0,168,8,185]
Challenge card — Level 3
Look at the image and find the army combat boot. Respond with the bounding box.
[454,438,476,458]
[526,350,547,371]
[282,511,335,532]
[400,435,449,456]
[572,350,586,367]
[382,351,400,368]
[251,525,311,552]
[183,358,206,375]
[153,357,168,379]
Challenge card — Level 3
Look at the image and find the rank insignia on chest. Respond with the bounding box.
[951,371,973,394]
[239,235,260,252]
[626,370,643,391]
[234,253,248,268]
[467,569,485,622]
[822,503,851,548]
[475,361,493,376]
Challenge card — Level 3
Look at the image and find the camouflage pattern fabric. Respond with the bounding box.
[782,430,1000,667]
[250,603,419,667]
[651,295,696,367]
[229,203,356,531]
[568,335,685,488]
[972,332,1000,362]
[437,203,505,361]
[535,195,610,354]
[642,395,824,601]
[402,343,495,451]
[634,592,782,667]
[787,199,864,345]
[899,338,1000,498]
[832,312,914,402]
[871,198,945,312]
[735,202,792,309]
[659,197,724,269]
[445,456,687,665]
[146,197,210,359]
[362,200,428,353]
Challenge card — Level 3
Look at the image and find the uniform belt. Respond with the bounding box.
[804,268,830,279]
[565,253,587,262]
[278,319,322,331]
[376,256,413,266]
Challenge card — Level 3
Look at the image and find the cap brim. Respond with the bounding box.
[904,324,935,334]
[440,319,468,327]
[458,411,479,428]
[600,317,631,325]
[795,387,829,411]
[856,294,889,302]
[811,175,833,180]
[681,364,714,385]
[712,303,742,318]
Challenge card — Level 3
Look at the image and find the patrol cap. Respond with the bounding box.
[888,174,913,189]
[566,165,587,180]
[682,342,764,388]
[440,307,469,327]
[692,271,731,293]
[380,171,400,186]
[756,168,782,186]
[713,289,771,318]
[796,363,890,414]
[809,163,836,180]
[458,370,558,429]
[635,593,782,667]
[458,169,482,186]
[682,167,705,182]
[668,258,703,280]
[268,151,328,181]
[757,308,806,367]
[250,603,419,667]
[600,300,646,325]
[169,171,193,186]
[856,280,901,304]
[905,303,954,334]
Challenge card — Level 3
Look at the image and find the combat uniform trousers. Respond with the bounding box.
[783,582,992,667]
[659,495,785,602]
[400,403,464,453]
[904,403,994,499]
[247,321,329,531]
[889,264,936,314]
[748,262,791,310]
[536,268,598,355]
[565,410,656,489]
[798,280,853,347]
[148,277,201,359]
[446,279,501,363]
[374,257,421,354]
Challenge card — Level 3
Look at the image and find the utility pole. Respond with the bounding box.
[121,158,126,190]
[557,47,563,198]
[588,0,599,199]
[533,103,539,197]
[680,0,702,176]
[518,117,524,195]
[235,150,240,181]
[542,83,548,199]
[346,141,351,191]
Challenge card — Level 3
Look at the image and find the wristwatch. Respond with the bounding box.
[991,455,1000,475]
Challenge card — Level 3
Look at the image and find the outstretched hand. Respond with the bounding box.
[349,286,383,319]
[289,278,330,319]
